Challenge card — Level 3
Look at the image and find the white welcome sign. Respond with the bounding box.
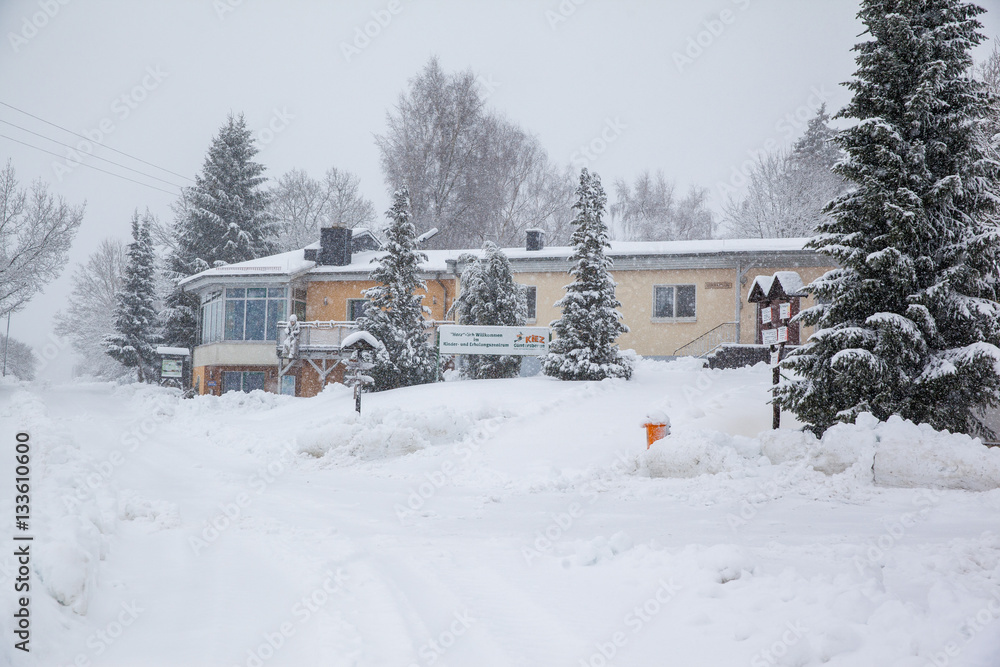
[438,325,551,356]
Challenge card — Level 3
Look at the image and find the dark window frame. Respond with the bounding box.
[653,284,697,320]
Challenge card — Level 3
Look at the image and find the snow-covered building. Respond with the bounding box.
[178,229,834,396]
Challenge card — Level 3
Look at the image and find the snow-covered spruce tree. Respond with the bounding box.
[777,0,1000,436]
[162,113,276,348]
[103,210,160,383]
[453,242,527,379]
[358,188,438,391]
[542,169,632,381]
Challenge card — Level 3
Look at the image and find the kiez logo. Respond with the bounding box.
[514,332,545,345]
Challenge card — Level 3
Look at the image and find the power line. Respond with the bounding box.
[0,100,194,183]
[0,118,187,189]
[0,133,181,197]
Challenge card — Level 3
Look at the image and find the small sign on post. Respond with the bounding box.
[161,359,182,378]
[340,331,383,414]
[748,272,807,430]
[155,346,191,394]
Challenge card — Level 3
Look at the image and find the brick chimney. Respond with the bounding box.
[526,228,545,251]
[317,227,352,266]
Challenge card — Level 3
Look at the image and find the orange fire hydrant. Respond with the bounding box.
[643,412,671,449]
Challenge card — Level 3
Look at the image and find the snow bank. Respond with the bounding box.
[638,429,760,479]
[869,416,1000,491]
[637,412,1000,490]
[296,405,485,461]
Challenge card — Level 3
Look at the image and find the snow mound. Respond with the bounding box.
[771,413,1000,490]
[296,405,481,461]
[869,416,1000,491]
[638,429,759,478]
[568,532,634,566]
[759,424,875,476]
[635,412,1000,490]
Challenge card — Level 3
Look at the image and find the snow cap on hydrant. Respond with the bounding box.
[643,411,670,448]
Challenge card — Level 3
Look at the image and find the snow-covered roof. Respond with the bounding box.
[177,247,316,287]
[156,346,191,356]
[179,237,815,290]
[749,270,807,301]
[340,330,385,351]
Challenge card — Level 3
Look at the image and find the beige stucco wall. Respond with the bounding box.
[513,264,832,357]
[307,278,455,322]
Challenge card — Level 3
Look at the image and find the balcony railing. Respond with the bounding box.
[673,321,739,358]
[277,319,453,359]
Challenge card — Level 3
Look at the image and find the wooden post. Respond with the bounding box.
[772,342,784,429]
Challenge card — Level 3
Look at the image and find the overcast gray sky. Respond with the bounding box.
[2,0,998,378]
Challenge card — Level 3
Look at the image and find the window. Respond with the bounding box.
[223,371,265,393]
[292,287,307,321]
[200,291,224,344]
[348,298,370,321]
[223,287,286,341]
[524,286,537,321]
[280,375,296,396]
[653,285,696,320]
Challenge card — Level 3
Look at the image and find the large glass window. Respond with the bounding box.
[200,291,224,344]
[653,285,696,319]
[222,287,287,341]
[223,371,265,393]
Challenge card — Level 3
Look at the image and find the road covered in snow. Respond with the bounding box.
[2,358,999,666]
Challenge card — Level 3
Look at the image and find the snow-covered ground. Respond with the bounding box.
[2,359,999,666]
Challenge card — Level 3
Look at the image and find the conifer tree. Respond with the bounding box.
[162,113,276,348]
[453,242,527,379]
[542,169,632,381]
[358,187,439,390]
[103,210,160,383]
[778,0,1000,436]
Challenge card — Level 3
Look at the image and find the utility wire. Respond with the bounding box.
[0,118,187,189]
[0,133,181,197]
[0,100,194,183]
